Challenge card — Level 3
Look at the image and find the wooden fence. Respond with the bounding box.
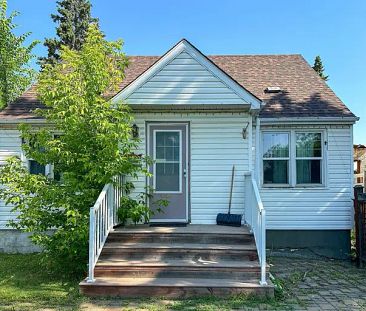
[354,186,366,267]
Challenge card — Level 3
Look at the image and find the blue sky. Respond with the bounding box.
[8,0,366,143]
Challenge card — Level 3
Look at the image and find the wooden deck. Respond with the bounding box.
[113,224,251,234]
[80,224,273,297]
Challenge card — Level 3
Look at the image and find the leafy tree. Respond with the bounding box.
[0,0,38,109]
[39,0,98,66]
[312,55,329,81]
[0,24,148,275]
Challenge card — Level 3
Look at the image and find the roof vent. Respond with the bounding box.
[265,86,282,93]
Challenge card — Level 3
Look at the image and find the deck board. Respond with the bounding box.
[113,224,251,234]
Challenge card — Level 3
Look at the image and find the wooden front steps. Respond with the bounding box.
[80,224,274,298]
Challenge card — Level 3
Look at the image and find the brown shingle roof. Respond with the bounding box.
[0,54,356,120]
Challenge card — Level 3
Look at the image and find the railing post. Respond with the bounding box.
[109,183,115,229]
[260,208,267,285]
[244,172,252,230]
[87,207,95,283]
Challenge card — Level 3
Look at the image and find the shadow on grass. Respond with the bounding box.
[82,294,285,311]
[0,253,83,310]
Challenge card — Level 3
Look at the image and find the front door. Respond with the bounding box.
[148,123,188,223]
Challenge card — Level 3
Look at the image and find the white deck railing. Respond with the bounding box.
[244,171,267,285]
[87,175,124,282]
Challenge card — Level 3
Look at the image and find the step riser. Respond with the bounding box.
[100,250,258,262]
[107,234,253,244]
[94,268,263,279]
[80,285,274,298]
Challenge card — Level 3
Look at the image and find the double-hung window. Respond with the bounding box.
[262,133,290,185]
[262,131,324,187]
[296,133,322,185]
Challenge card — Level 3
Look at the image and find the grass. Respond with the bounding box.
[0,253,82,310]
[0,253,303,311]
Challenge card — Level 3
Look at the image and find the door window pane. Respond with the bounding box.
[155,131,180,192]
[296,160,321,184]
[296,133,322,157]
[156,163,180,191]
[156,132,180,162]
[263,160,288,184]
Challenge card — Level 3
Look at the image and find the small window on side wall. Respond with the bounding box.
[354,160,361,174]
[29,160,46,176]
[262,132,289,184]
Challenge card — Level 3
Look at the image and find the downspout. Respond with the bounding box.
[248,115,253,173]
[255,116,261,184]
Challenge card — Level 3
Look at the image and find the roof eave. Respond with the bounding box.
[0,118,46,124]
[259,116,359,125]
[129,103,252,113]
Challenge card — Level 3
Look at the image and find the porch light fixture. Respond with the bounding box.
[132,124,139,138]
[242,122,249,139]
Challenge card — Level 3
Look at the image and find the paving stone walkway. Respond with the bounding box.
[268,256,366,310]
[79,256,366,310]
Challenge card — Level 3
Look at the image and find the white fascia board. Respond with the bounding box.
[0,118,47,124]
[112,39,262,109]
[260,116,359,125]
[129,104,251,112]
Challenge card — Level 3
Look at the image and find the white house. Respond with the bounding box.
[0,39,358,261]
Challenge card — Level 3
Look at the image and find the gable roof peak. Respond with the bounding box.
[112,38,262,108]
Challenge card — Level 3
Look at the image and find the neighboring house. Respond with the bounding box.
[0,39,358,260]
[354,144,366,187]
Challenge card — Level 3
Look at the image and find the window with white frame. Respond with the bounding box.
[52,135,63,182]
[22,137,49,177]
[262,132,289,184]
[262,131,324,186]
[28,160,46,176]
[296,133,322,184]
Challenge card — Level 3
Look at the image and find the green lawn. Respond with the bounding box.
[0,253,82,310]
[0,253,289,311]
[2,252,365,310]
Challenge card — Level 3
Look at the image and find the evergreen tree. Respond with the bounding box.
[0,0,38,109]
[312,55,329,81]
[39,0,98,66]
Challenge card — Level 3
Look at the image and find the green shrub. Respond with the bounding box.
[117,193,168,225]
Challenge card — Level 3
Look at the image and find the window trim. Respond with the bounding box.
[22,134,59,178]
[261,129,327,188]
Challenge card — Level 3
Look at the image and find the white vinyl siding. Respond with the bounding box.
[0,130,23,229]
[130,112,250,224]
[126,52,246,105]
[258,124,353,230]
[0,121,354,231]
